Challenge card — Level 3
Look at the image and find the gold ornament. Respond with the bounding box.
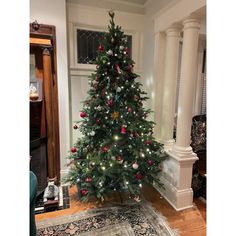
[111,111,119,120]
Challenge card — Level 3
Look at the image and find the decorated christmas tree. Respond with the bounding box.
[65,11,166,202]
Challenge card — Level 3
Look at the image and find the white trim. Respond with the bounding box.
[107,0,145,8]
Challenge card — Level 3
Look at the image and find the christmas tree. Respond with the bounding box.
[65,10,166,202]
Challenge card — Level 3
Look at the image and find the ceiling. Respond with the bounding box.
[113,0,149,5]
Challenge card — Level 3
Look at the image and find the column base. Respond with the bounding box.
[153,147,198,211]
[153,177,194,211]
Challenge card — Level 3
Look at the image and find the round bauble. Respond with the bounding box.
[80,112,87,118]
[90,131,95,136]
[147,160,154,166]
[73,124,78,129]
[132,163,139,169]
[116,87,121,92]
[135,172,143,180]
[119,45,124,51]
[107,49,113,56]
[80,189,87,196]
[71,147,77,153]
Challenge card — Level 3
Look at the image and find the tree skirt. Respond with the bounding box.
[36,202,178,236]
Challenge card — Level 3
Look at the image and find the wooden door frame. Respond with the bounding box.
[30,21,60,183]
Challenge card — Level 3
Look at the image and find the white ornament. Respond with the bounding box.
[90,131,95,136]
[97,105,102,111]
[107,49,113,56]
[116,87,121,92]
[111,156,116,161]
[119,45,124,50]
[132,163,139,169]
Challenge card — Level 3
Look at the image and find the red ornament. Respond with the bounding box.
[145,140,151,145]
[81,189,87,196]
[128,107,132,113]
[121,126,126,134]
[107,99,114,107]
[71,147,77,153]
[85,177,92,182]
[147,160,154,166]
[96,119,101,125]
[116,64,121,74]
[73,124,78,129]
[96,76,99,81]
[101,145,109,153]
[98,44,104,51]
[135,172,143,180]
[80,112,87,118]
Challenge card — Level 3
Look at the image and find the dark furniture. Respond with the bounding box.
[30,171,38,236]
[191,114,206,199]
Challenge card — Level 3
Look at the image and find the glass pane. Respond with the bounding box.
[77,29,132,64]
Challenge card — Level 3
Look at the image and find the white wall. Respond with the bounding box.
[30,0,70,176]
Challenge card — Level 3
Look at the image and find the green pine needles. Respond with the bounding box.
[65,10,167,202]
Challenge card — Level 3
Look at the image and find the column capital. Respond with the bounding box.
[183,18,200,31]
[166,26,181,37]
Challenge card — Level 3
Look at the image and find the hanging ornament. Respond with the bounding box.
[80,112,87,118]
[145,140,151,145]
[128,107,132,113]
[107,49,113,56]
[119,45,124,51]
[147,160,154,166]
[121,126,126,134]
[124,48,129,55]
[101,145,109,153]
[132,163,139,169]
[73,124,78,129]
[133,95,139,101]
[107,99,114,107]
[116,87,121,92]
[71,147,77,153]
[96,118,101,125]
[116,64,121,74]
[96,76,99,81]
[111,111,119,120]
[111,156,116,161]
[98,44,104,51]
[111,37,115,44]
[116,156,124,164]
[80,189,87,196]
[97,105,102,111]
[96,65,99,69]
[85,177,92,182]
[90,131,95,136]
[135,172,143,180]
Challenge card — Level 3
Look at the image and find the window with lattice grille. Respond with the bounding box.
[77,29,132,64]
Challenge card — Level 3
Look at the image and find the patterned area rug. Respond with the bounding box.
[36,202,178,236]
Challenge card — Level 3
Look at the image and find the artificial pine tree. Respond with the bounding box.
[65,10,167,202]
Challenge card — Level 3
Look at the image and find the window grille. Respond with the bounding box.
[77,29,132,64]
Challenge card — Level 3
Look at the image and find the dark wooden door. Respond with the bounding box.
[30,22,60,193]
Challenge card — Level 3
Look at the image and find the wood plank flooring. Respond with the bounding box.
[36,184,206,236]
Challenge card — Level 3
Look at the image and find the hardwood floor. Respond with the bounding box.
[36,184,206,236]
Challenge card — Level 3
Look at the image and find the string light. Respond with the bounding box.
[139,183,142,188]
[101,166,106,171]
[113,135,119,141]
[125,181,129,185]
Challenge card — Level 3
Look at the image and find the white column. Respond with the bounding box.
[193,38,205,116]
[161,27,181,148]
[173,18,201,153]
[153,32,166,141]
[154,18,200,211]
